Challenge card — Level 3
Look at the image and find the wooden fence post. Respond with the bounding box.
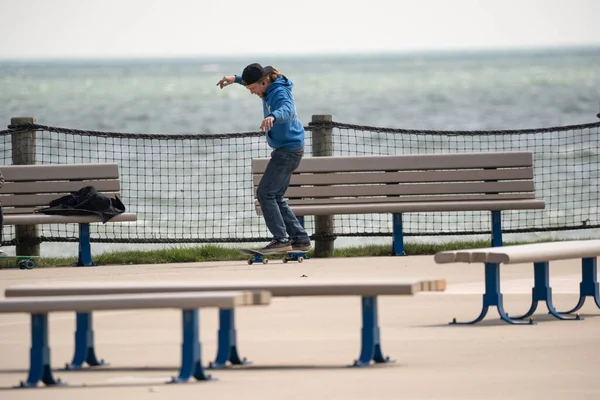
[311,115,334,257]
[10,117,39,256]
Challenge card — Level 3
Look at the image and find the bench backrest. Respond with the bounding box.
[4,279,447,298]
[251,152,537,211]
[434,239,600,265]
[0,290,271,313]
[0,163,122,214]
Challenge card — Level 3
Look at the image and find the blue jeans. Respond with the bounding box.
[257,148,310,243]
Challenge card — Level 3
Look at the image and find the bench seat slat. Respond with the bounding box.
[434,240,600,264]
[2,180,120,195]
[0,192,121,207]
[252,152,533,174]
[287,199,545,216]
[1,163,120,181]
[283,193,535,207]
[4,212,137,225]
[4,279,447,298]
[0,291,271,313]
[253,168,535,186]
[2,207,39,214]
[282,181,535,198]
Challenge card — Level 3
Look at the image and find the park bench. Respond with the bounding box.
[5,279,446,369]
[1,163,137,265]
[0,290,270,387]
[251,151,545,255]
[434,239,600,325]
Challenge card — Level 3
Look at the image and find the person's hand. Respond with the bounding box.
[216,75,236,89]
[260,116,275,132]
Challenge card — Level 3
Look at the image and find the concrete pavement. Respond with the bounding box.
[0,255,598,399]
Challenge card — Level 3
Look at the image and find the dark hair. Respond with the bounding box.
[266,67,282,82]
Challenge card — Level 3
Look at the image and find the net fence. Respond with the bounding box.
[1,118,599,246]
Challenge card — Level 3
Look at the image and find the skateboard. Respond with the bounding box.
[241,249,310,265]
[0,255,39,270]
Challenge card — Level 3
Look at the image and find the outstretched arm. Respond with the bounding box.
[216,75,237,88]
[216,74,247,88]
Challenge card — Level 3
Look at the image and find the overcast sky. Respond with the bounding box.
[0,0,598,60]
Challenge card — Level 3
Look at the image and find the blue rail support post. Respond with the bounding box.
[391,213,406,256]
[209,309,251,369]
[450,210,535,325]
[17,314,65,388]
[353,296,394,367]
[170,309,212,383]
[65,312,108,370]
[559,257,600,314]
[77,223,96,266]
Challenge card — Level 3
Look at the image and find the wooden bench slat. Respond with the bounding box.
[434,240,600,265]
[0,192,121,207]
[2,207,39,214]
[253,168,534,186]
[1,163,119,181]
[287,199,545,216]
[4,279,447,298]
[4,212,137,225]
[2,180,120,195]
[282,181,535,198]
[283,193,536,207]
[252,152,533,174]
[0,291,271,313]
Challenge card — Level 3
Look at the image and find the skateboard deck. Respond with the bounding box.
[0,255,39,270]
[240,249,268,256]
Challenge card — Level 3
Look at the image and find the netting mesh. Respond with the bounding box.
[1,119,599,246]
[329,121,600,238]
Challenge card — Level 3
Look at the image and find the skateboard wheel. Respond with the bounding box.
[26,260,35,269]
[263,259,268,264]
[298,257,304,263]
[18,260,28,270]
[247,260,253,265]
[283,258,288,263]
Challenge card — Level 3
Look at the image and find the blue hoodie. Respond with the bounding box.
[236,75,305,151]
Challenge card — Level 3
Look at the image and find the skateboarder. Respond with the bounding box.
[217,63,312,254]
[0,169,6,256]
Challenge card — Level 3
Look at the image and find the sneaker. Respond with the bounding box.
[291,241,312,252]
[258,240,292,254]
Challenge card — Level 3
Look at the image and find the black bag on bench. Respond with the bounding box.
[37,185,126,223]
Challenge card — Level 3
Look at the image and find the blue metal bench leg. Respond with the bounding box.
[559,257,600,314]
[511,262,582,321]
[209,309,251,369]
[170,309,212,383]
[391,213,407,256]
[450,211,534,325]
[77,223,97,266]
[353,296,395,367]
[17,314,65,388]
[450,262,535,325]
[65,312,109,369]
